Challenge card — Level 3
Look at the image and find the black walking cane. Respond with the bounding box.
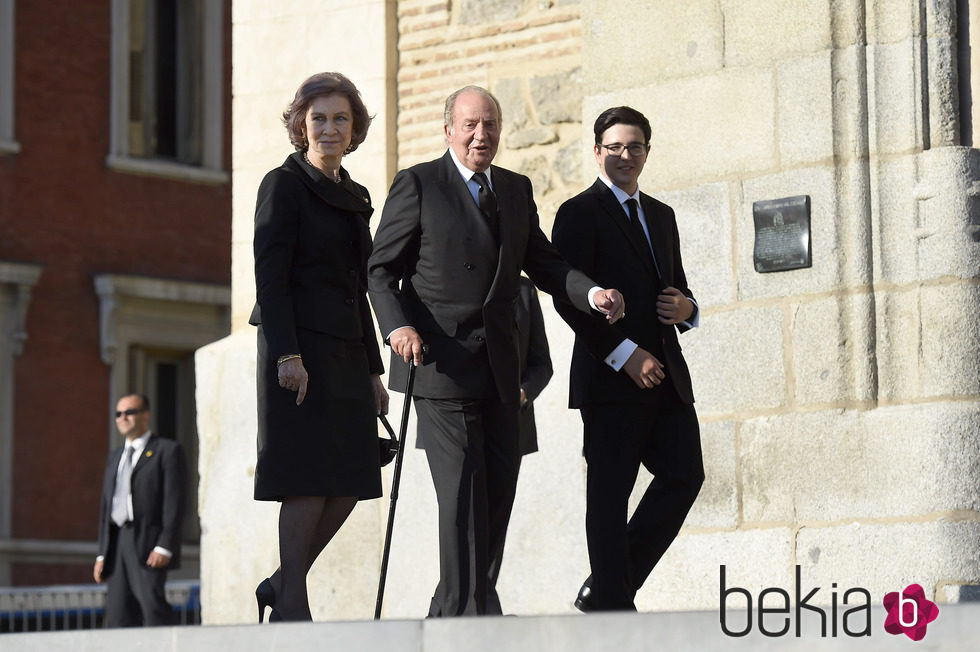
[374,348,423,620]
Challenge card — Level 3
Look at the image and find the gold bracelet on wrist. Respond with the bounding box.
[276,353,301,367]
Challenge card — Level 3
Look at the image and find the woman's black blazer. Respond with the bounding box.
[249,152,383,375]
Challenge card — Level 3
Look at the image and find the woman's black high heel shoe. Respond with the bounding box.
[255,578,276,623]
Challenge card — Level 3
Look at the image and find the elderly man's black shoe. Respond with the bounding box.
[574,581,596,613]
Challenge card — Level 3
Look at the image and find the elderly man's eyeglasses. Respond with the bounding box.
[599,142,649,157]
[115,408,146,418]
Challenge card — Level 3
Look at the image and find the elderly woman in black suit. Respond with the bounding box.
[249,72,387,622]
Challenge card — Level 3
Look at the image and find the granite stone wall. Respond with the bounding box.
[579,0,980,609]
[396,0,585,224]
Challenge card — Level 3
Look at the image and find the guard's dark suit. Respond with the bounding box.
[552,179,704,610]
[368,151,594,616]
[97,434,185,626]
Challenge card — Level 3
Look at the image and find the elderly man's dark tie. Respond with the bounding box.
[472,172,499,238]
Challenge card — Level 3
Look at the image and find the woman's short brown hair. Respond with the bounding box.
[282,72,373,153]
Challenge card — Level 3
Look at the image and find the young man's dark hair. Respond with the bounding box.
[593,106,652,144]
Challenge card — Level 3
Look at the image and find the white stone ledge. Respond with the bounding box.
[0,138,19,154]
[93,274,231,307]
[0,262,43,286]
[0,538,200,563]
[3,606,979,651]
[105,155,229,185]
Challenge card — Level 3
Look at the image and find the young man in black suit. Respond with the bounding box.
[94,394,186,627]
[368,86,624,617]
[551,106,704,612]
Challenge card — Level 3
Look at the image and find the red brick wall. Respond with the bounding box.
[395,0,585,226]
[0,0,231,584]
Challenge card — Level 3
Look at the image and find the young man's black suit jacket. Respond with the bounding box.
[368,151,595,616]
[552,178,696,408]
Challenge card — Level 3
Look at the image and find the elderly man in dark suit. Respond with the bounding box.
[551,106,704,612]
[368,85,624,617]
[415,275,552,615]
[94,394,186,627]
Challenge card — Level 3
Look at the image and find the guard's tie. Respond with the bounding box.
[111,444,135,526]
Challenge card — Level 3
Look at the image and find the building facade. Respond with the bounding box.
[197,0,980,622]
[0,0,232,585]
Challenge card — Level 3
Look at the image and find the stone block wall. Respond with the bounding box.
[580,0,980,610]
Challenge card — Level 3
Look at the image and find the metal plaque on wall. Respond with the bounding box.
[752,195,811,273]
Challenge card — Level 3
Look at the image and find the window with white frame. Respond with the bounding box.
[108,0,225,183]
[0,261,42,583]
[0,0,17,153]
[94,273,231,548]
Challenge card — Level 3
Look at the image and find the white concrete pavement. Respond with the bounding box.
[2,604,978,651]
